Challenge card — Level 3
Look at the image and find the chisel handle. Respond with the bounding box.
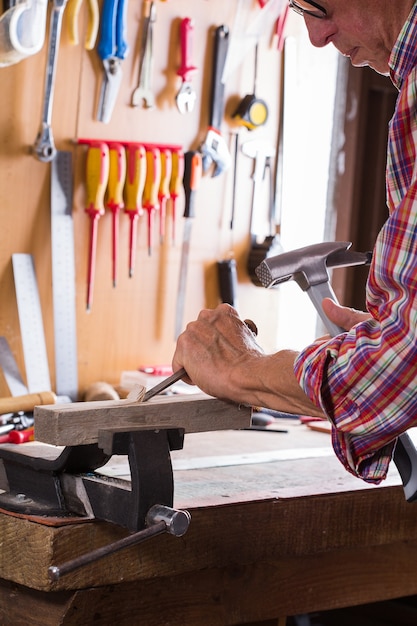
[0,391,56,416]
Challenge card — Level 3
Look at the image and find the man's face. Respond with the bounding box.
[298,0,413,75]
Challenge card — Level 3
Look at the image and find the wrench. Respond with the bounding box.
[33,0,68,162]
[175,17,197,114]
[199,25,231,177]
[131,0,155,108]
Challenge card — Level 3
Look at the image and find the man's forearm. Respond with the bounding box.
[228,349,326,417]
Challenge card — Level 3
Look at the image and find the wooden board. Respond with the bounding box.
[33,394,252,446]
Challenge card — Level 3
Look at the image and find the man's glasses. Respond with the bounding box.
[289,0,327,19]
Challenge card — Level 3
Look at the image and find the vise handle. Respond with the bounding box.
[48,504,191,581]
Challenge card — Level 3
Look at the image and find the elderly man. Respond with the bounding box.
[172,0,417,484]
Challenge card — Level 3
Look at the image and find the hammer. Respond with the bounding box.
[255,241,417,502]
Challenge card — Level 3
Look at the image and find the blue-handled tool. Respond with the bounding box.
[96,0,129,123]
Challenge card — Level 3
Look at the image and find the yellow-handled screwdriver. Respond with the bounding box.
[143,147,161,256]
[85,142,110,311]
[168,148,184,245]
[158,148,172,245]
[107,143,126,287]
[124,144,147,277]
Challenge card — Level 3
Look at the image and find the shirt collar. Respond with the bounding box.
[389,1,417,89]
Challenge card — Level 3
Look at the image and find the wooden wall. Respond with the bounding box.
[0,0,284,397]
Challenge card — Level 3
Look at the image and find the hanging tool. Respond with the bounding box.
[85,142,110,311]
[12,254,52,393]
[174,150,202,339]
[32,0,69,162]
[51,151,78,400]
[199,25,232,177]
[175,17,197,114]
[107,143,126,287]
[169,148,184,245]
[124,143,147,277]
[242,139,283,286]
[142,147,161,256]
[67,0,99,49]
[217,258,239,307]
[96,0,129,124]
[232,44,268,131]
[131,0,155,108]
[158,148,172,245]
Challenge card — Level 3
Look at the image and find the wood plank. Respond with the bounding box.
[1,482,417,592]
[3,538,417,625]
[33,394,252,446]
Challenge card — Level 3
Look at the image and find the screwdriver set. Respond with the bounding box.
[0,0,287,399]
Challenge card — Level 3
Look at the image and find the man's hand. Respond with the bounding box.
[322,298,371,331]
[172,303,324,417]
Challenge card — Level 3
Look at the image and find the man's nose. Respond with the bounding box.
[304,15,335,48]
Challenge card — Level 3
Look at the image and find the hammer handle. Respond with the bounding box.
[0,391,56,415]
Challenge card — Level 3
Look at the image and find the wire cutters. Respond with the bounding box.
[96,0,129,123]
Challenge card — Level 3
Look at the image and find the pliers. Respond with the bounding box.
[96,0,129,123]
[67,0,100,50]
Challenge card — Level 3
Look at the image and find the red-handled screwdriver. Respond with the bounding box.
[158,148,172,245]
[107,143,126,287]
[124,143,147,277]
[0,427,35,444]
[85,142,110,311]
[142,147,161,256]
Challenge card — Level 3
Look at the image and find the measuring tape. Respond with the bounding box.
[51,150,78,400]
[12,254,51,393]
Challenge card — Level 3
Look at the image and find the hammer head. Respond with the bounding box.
[255,241,354,290]
[200,127,232,177]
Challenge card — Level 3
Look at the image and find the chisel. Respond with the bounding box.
[174,150,202,339]
[144,319,258,403]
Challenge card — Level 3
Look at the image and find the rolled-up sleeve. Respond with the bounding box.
[294,181,417,483]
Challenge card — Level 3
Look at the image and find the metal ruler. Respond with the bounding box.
[51,150,78,400]
[12,254,51,393]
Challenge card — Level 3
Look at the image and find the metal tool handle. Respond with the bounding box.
[32,0,67,161]
[209,25,229,130]
[305,277,417,502]
[41,0,67,126]
[48,505,190,581]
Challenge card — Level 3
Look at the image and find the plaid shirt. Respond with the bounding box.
[294,2,417,483]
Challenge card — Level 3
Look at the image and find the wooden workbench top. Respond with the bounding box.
[0,420,417,600]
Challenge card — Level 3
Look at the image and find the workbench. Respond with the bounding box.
[1,420,417,625]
